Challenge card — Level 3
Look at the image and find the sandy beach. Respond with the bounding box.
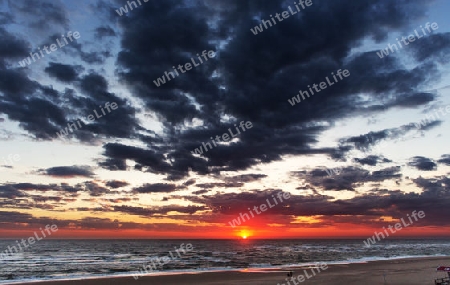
[12,256,449,285]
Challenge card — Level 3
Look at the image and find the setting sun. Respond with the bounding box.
[238,229,252,239]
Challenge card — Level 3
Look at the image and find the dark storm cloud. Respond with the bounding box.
[8,183,55,191]
[0,180,126,210]
[99,158,128,171]
[103,0,441,180]
[1,0,447,184]
[132,183,178,193]
[370,166,402,181]
[186,189,289,215]
[0,211,63,230]
[2,180,450,230]
[408,156,437,171]
[77,217,119,230]
[64,72,140,141]
[58,183,85,193]
[413,176,449,196]
[290,166,401,191]
[16,71,139,143]
[339,121,438,154]
[437,154,450,166]
[99,198,132,204]
[354,155,391,166]
[5,182,85,194]
[183,179,196,187]
[408,32,450,64]
[0,27,29,58]
[195,182,244,188]
[44,62,84,82]
[1,59,139,142]
[223,174,267,183]
[0,25,83,139]
[105,180,130,189]
[94,26,117,38]
[391,92,436,108]
[0,182,92,204]
[75,218,202,231]
[0,95,66,140]
[415,119,442,131]
[0,185,25,198]
[100,143,177,175]
[192,189,209,195]
[0,11,13,25]
[30,195,62,203]
[83,181,110,196]
[42,166,95,177]
[0,37,68,140]
[341,130,389,152]
[114,204,207,216]
[183,178,450,226]
[43,34,111,65]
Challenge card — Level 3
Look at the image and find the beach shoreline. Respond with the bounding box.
[4,256,449,285]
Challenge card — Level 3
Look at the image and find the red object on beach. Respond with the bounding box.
[435,266,450,285]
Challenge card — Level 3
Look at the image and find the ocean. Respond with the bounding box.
[0,239,449,283]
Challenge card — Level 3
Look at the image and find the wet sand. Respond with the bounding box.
[10,256,450,285]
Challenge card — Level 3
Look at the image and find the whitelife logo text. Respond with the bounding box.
[363,210,425,247]
[55,102,118,139]
[153,50,215,87]
[288,69,350,106]
[376,22,438,59]
[18,31,80,67]
[132,243,193,279]
[191,121,253,156]
[250,0,313,35]
[0,224,58,260]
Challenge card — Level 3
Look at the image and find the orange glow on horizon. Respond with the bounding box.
[0,224,450,239]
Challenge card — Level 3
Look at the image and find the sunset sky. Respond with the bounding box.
[1,0,450,239]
